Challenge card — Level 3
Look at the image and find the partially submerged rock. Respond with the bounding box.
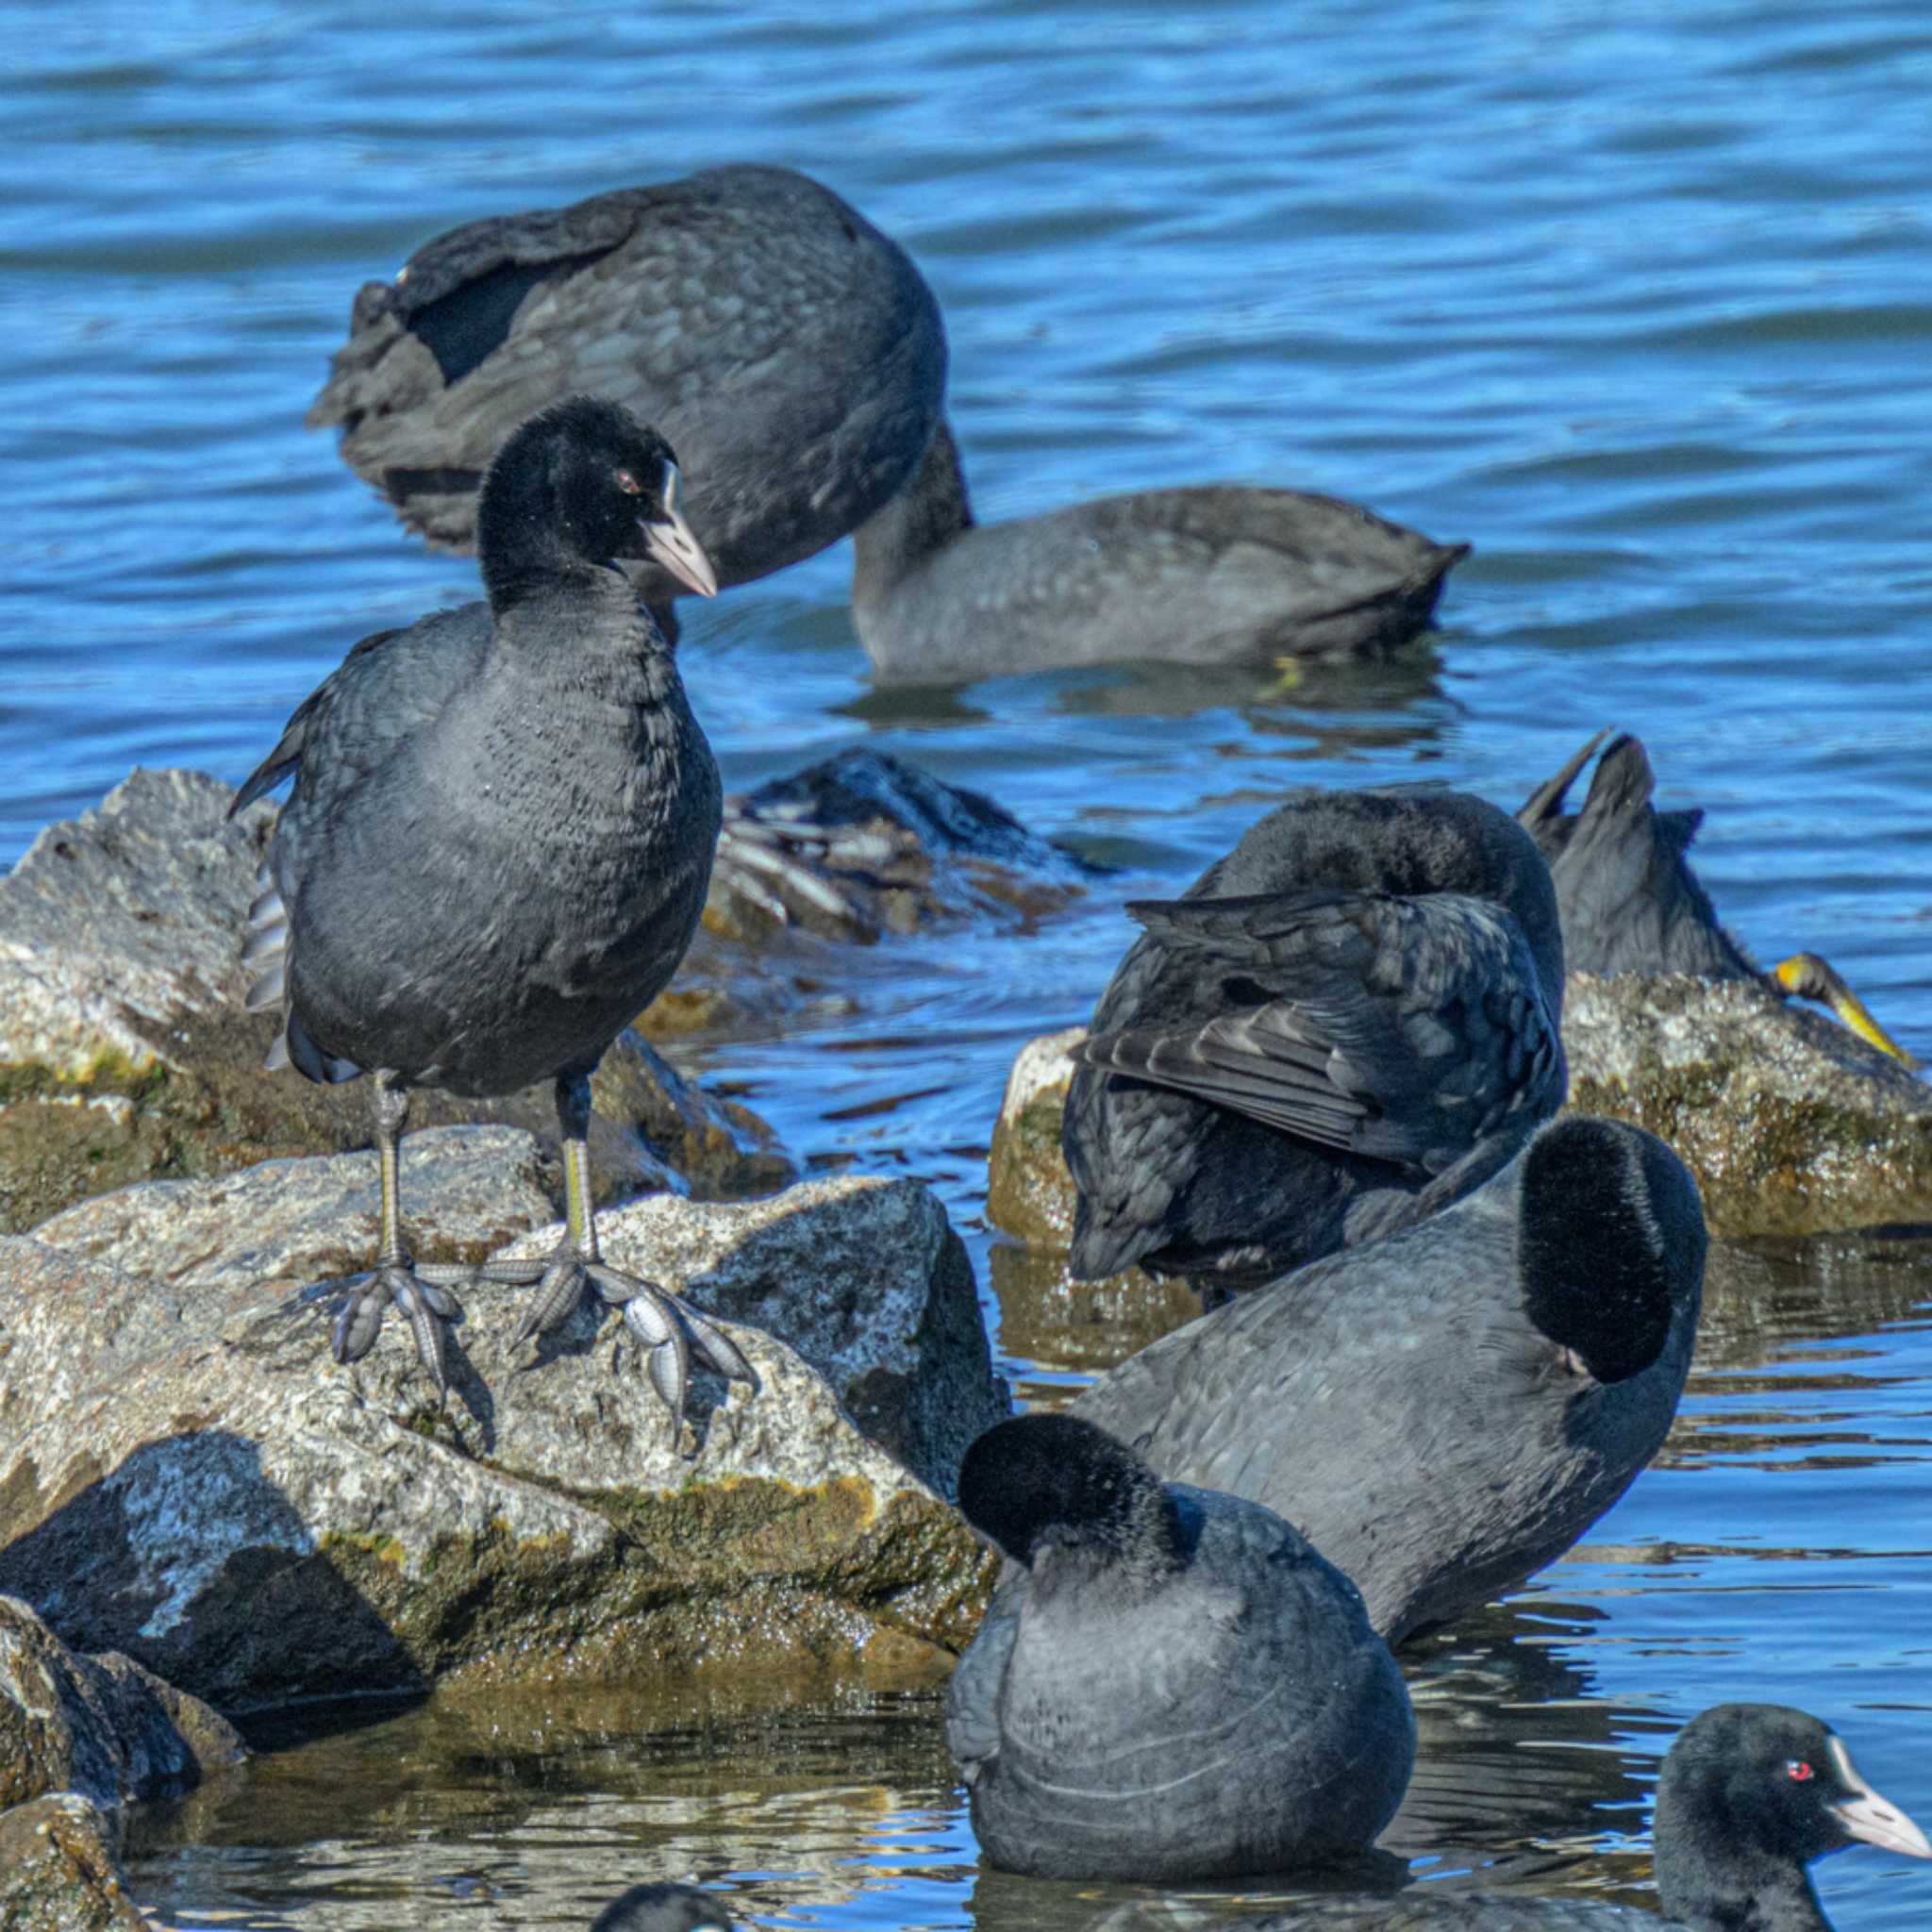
[0,768,790,1234]
[707,749,1089,944]
[1563,971,1932,1237]
[0,1793,147,1932]
[0,1162,1004,1711]
[985,1026,1088,1245]
[988,978,1932,1246]
[0,1595,244,1811]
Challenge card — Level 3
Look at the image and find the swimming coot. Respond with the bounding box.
[590,1885,735,1932]
[1063,786,1566,1294]
[1518,729,1917,1066]
[311,164,947,618]
[946,1412,1414,1882]
[1075,1115,1705,1643]
[850,420,1467,679]
[232,396,750,1416]
[1225,1703,1929,1927]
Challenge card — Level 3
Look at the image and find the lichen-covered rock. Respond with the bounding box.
[0,1167,1004,1711]
[990,979,1932,1247]
[985,1026,1087,1243]
[0,768,791,1234]
[1563,972,1932,1236]
[988,1241,1202,1384]
[0,1794,147,1932]
[0,1595,244,1811]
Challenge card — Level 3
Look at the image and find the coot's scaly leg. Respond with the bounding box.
[329,1071,463,1397]
[433,1072,753,1427]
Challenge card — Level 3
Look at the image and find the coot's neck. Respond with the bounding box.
[850,419,974,597]
[1657,1839,1831,1931]
[476,467,618,617]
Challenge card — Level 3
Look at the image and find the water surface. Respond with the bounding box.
[5,0,1932,1924]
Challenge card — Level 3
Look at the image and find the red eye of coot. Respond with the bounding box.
[615,469,641,494]
[1786,1760,1814,1781]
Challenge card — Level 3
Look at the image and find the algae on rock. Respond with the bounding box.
[0,1165,1004,1711]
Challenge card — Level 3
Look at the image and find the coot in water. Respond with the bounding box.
[1518,729,1917,1065]
[1074,1115,1705,1643]
[946,1413,1413,1881]
[1063,786,1566,1294]
[591,1886,735,1932]
[232,397,750,1415]
[850,420,1466,678]
[310,165,947,619]
[1226,1704,1929,1926]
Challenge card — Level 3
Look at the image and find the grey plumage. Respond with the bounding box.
[233,396,750,1413]
[1063,786,1567,1292]
[310,164,947,604]
[1515,730,1752,979]
[1074,1116,1707,1643]
[1224,1705,1931,1928]
[946,1414,1414,1884]
[850,420,1466,678]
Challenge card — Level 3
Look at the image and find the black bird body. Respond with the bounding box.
[1516,731,1750,979]
[1517,730,1920,1066]
[234,397,748,1412]
[1074,1117,1707,1643]
[1063,787,1567,1291]
[242,585,717,1097]
[947,1415,1413,1883]
[1224,1704,1930,1928]
[310,164,948,599]
[852,422,1466,678]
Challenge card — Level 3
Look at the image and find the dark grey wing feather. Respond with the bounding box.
[1076,890,1565,1174]
[232,606,491,1078]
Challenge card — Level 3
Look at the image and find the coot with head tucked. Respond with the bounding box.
[311,164,947,620]
[1075,1115,1706,1644]
[1063,785,1566,1296]
[946,1412,1414,1882]
[851,421,1466,679]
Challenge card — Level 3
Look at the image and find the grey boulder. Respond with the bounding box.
[0,1156,1005,1711]
[0,1594,244,1811]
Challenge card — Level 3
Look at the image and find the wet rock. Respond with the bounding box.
[706,749,1089,944]
[988,1241,1200,1384]
[0,1165,1004,1712]
[0,1794,147,1932]
[1562,971,1932,1237]
[991,979,1932,1248]
[985,1026,1087,1244]
[0,1594,244,1810]
[0,768,791,1235]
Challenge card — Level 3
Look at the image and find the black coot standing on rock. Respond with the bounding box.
[850,420,1468,679]
[232,396,752,1416]
[945,1412,1415,1883]
[1063,787,1567,1296]
[1071,1115,1706,1643]
[1224,1705,1930,1928]
[309,164,947,627]
[1519,728,1919,1066]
